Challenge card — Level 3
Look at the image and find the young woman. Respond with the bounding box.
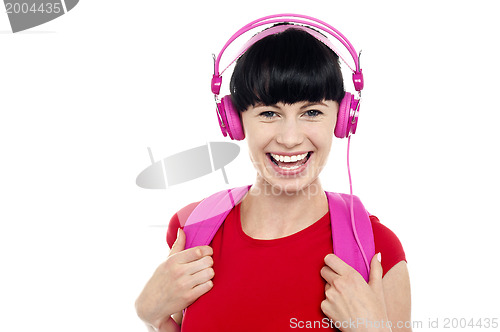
[136,15,411,332]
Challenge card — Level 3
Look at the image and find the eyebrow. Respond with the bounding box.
[299,102,328,109]
[254,103,279,109]
[254,101,328,110]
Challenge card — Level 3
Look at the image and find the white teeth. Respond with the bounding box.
[270,152,308,163]
[279,165,301,170]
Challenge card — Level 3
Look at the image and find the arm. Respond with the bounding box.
[142,316,181,332]
[382,261,412,332]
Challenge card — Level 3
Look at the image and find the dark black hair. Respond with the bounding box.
[229,26,345,112]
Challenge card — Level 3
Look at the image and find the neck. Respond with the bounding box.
[240,176,328,239]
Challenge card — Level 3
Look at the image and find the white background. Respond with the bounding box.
[1,0,499,331]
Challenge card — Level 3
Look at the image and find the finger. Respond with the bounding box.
[175,245,213,264]
[184,255,214,276]
[189,279,214,300]
[320,299,334,320]
[368,252,384,292]
[320,265,339,284]
[324,253,352,276]
[168,228,186,256]
[188,266,215,289]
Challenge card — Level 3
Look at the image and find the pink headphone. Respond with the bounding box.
[211,13,364,140]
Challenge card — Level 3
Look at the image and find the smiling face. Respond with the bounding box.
[229,28,345,196]
[241,100,338,194]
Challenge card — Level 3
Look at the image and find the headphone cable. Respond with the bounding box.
[347,136,371,275]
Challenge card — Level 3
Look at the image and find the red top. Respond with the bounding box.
[167,202,406,331]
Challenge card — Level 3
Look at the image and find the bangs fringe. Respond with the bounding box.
[230,27,345,112]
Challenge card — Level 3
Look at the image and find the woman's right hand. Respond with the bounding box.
[135,228,215,329]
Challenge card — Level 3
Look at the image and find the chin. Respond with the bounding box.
[253,153,322,196]
[261,177,321,197]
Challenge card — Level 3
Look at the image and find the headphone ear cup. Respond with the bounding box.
[219,95,245,140]
[334,92,360,138]
[334,92,352,138]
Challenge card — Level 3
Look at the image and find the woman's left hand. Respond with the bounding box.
[320,253,391,332]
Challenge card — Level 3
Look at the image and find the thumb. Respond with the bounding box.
[169,228,186,256]
[368,252,384,292]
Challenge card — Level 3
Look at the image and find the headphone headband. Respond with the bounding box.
[221,24,355,76]
[211,13,364,95]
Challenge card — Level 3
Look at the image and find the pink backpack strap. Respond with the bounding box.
[326,192,375,282]
[181,186,375,282]
[183,185,251,249]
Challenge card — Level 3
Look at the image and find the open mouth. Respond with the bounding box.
[267,152,312,170]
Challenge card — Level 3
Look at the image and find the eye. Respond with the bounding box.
[305,110,323,117]
[259,111,277,119]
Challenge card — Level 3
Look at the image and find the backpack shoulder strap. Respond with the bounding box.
[183,185,251,249]
[326,192,376,282]
[180,187,375,282]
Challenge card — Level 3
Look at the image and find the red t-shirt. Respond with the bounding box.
[167,201,406,331]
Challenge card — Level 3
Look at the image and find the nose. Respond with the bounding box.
[275,118,304,148]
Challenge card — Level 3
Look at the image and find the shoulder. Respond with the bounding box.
[166,200,202,248]
[369,215,407,277]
